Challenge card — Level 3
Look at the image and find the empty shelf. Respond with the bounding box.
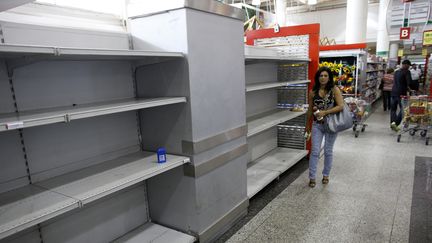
[244,45,309,63]
[0,44,183,59]
[247,148,308,198]
[113,222,195,243]
[249,148,308,173]
[247,110,306,137]
[0,97,186,132]
[247,166,279,199]
[0,185,79,240]
[245,55,310,63]
[36,151,190,205]
[57,47,183,59]
[246,80,310,92]
[0,44,55,57]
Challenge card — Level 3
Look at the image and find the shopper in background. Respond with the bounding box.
[390,60,412,131]
[382,68,394,111]
[409,63,421,91]
[306,67,344,188]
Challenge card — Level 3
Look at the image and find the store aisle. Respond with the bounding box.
[225,107,432,242]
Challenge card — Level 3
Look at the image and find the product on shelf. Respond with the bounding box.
[319,61,356,94]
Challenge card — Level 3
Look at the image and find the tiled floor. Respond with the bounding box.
[225,106,432,243]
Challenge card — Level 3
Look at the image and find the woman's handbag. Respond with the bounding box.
[326,102,353,133]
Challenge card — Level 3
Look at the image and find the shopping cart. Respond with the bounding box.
[397,95,431,145]
[344,96,370,138]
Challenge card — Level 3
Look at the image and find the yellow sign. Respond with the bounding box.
[422,48,428,56]
[398,49,404,57]
[423,30,432,46]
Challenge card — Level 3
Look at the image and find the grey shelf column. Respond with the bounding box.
[129,2,247,242]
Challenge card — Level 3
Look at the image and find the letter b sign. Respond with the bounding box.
[400,27,410,40]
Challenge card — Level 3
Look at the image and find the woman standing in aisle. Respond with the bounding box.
[382,68,394,111]
[306,67,344,188]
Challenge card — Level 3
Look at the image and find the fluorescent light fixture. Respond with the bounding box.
[308,0,317,5]
[252,0,261,5]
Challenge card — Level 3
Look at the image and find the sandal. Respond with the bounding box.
[309,179,316,188]
[322,176,329,184]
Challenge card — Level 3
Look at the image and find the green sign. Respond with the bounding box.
[403,18,409,27]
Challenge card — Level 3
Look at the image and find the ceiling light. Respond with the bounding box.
[308,0,317,5]
[252,0,261,5]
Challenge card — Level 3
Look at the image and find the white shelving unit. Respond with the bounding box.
[365,61,386,104]
[0,97,187,132]
[247,110,306,137]
[0,44,183,59]
[0,152,190,240]
[247,148,309,198]
[244,45,309,199]
[0,44,193,241]
[36,152,190,205]
[113,222,195,243]
[246,80,310,92]
[0,185,79,240]
[319,49,366,97]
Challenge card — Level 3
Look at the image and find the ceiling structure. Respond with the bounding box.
[229,0,380,14]
[0,0,35,12]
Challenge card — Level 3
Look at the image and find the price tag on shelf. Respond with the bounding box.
[6,121,24,130]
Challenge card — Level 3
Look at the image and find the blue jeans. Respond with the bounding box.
[390,96,403,126]
[309,122,338,180]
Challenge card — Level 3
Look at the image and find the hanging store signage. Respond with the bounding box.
[398,49,404,57]
[422,48,428,56]
[423,30,432,46]
[400,27,411,40]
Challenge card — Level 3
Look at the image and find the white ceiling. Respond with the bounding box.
[0,0,34,12]
[231,0,379,13]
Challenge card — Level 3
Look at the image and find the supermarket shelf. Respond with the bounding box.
[0,44,54,56]
[0,44,184,59]
[245,55,310,63]
[0,152,190,240]
[247,147,308,198]
[58,47,183,59]
[0,97,186,132]
[0,185,79,240]
[37,152,190,205]
[247,110,306,137]
[244,45,310,63]
[246,80,310,92]
[247,166,279,199]
[113,222,195,243]
[366,69,385,73]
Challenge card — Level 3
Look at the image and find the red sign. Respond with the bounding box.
[402,0,414,2]
[400,27,411,39]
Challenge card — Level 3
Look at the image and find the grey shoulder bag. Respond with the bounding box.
[324,89,353,133]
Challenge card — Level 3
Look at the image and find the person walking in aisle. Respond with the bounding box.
[410,63,421,91]
[391,60,412,131]
[382,68,394,111]
[306,67,344,188]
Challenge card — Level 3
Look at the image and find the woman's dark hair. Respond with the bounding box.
[313,67,334,92]
[386,68,394,74]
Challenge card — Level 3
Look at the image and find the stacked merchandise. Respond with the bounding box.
[319,60,357,95]
[365,61,386,104]
[277,63,309,150]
